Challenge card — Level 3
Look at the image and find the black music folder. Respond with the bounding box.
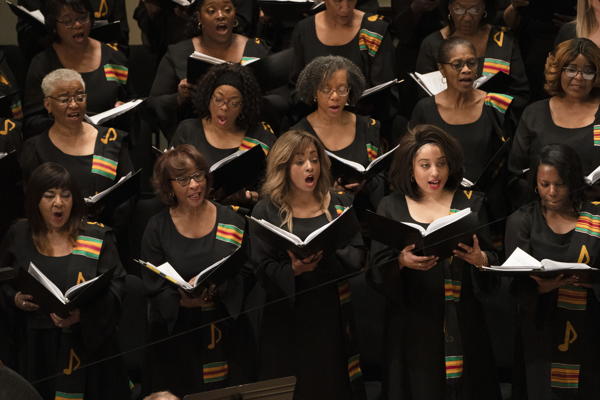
[365,208,480,258]
[210,145,266,200]
[327,145,398,184]
[248,206,361,259]
[16,263,115,318]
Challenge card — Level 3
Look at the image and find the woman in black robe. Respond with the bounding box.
[506,144,600,400]
[291,55,384,210]
[369,124,500,400]
[149,0,269,138]
[509,38,600,186]
[140,144,250,397]
[171,63,275,205]
[250,130,367,400]
[0,162,129,400]
[416,0,529,111]
[23,0,131,138]
[20,68,132,201]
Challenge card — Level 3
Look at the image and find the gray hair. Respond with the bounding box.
[296,55,366,106]
[143,392,180,400]
[41,68,85,96]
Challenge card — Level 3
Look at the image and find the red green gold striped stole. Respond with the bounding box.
[241,56,260,65]
[358,29,383,57]
[337,280,351,305]
[482,58,510,76]
[335,205,347,215]
[103,64,128,84]
[445,355,464,379]
[575,211,600,238]
[551,363,581,389]
[55,392,83,400]
[557,286,588,311]
[11,100,22,119]
[347,354,362,381]
[594,125,600,146]
[444,279,461,302]
[215,223,244,247]
[91,155,118,180]
[366,143,379,162]
[72,235,103,260]
[239,137,270,155]
[484,93,513,114]
[203,361,228,383]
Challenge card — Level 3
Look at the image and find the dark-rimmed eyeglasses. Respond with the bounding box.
[47,93,87,105]
[56,14,90,28]
[441,59,478,71]
[318,86,350,97]
[562,66,596,81]
[211,96,242,108]
[452,6,484,15]
[170,171,206,187]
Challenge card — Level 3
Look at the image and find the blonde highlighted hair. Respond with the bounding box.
[261,130,333,231]
[576,0,598,38]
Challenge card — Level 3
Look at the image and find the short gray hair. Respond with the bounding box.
[41,68,85,96]
[296,56,366,106]
[143,392,180,400]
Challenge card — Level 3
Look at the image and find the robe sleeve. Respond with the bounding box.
[23,53,53,139]
[249,200,295,300]
[140,213,181,333]
[508,105,535,175]
[367,195,404,305]
[79,230,126,353]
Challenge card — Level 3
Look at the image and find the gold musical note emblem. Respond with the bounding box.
[87,221,105,228]
[208,323,222,350]
[578,245,590,265]
[0,119,16,135]
[94,0,108,18]
[0,74,9,86]
[63,348,81,375]
[76,272,86,285]
[558,321,578,352]
[463,190,473,200]
[100,127,118,144]
[493,31,504,47]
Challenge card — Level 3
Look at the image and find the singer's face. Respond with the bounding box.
[39,187,73,231]
[412,143,449,196]
[536,164,571,212]
[289,144,321,194]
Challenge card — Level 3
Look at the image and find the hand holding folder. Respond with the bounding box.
[15,262,115,318]
[248,206,361,259]
[365,208,480,259]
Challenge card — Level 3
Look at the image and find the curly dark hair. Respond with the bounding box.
[44,0,94,43]
[530,144,586,212]
[295,55,366,106]
[152,144,212,207]
[192,63,261,130]
[544,38,600,97]
[389,124,464,200]
[443,0,496,34]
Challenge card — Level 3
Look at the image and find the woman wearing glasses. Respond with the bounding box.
[20,69,132,201]
[291,55,384,208]
[416,0,529,110]
[509,38,600,185]
[140,144,250,397]
[171,63,275,204]
[23,0,131,139]
[411,37,514,198]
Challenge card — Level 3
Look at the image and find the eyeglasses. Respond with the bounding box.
[452,6,484,15]
[170,171,206,187]
[562,65,596,80]
[318,86,350,97]
[56,14,90,28]
[47,93,87,105]
[441,59,478,71]
[211,96,242,108]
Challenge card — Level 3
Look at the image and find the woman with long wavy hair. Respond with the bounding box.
[249,130,367,400]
